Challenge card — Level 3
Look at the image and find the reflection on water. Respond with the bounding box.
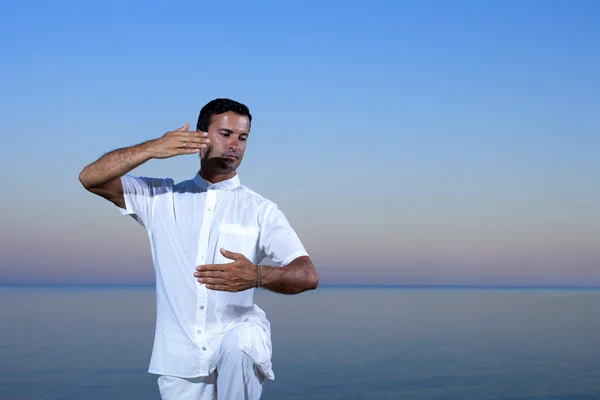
[1,286,599,399]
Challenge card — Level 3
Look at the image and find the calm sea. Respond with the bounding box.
[1,286,599,399]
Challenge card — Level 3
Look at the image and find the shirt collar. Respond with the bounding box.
[193,171,241,191]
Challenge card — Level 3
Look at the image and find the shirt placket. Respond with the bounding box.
[194,189,216,370]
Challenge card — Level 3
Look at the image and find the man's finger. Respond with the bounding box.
[194,270,226,278]
[180,136,210,145]
[184,134,209,141]
[220,248,241,260]
[196,277,227,285]
[200,131,209,152]
[183,131,208,139]
[196,263,229,272]
[179,143,208,150]
[176,122,190,131]
[206,283,230,291]
[179,133,209,149]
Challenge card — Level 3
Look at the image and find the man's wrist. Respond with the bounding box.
[138,139,158,159]
[255,264,261,288]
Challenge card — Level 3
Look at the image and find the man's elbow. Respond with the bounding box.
[307,269,319,290]
[78,168,93,190]
[291,257,319,292]
[303,260,319,291]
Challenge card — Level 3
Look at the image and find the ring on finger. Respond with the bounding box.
[182,142,187,148]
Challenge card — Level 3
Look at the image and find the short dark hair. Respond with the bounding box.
[196,98,252,131]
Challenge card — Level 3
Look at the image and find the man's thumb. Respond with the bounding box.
[177,122,190,131]
[220,248,239,260]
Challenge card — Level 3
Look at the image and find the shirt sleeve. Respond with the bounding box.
[118,175,173,228]
[257,202,309,266]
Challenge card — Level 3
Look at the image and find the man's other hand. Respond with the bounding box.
[194,248,258,292]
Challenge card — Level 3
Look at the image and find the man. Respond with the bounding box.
[79,98,318,399]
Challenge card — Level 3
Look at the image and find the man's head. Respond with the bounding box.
[196,98,252,177]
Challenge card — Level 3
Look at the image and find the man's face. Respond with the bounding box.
[201,111,250,174]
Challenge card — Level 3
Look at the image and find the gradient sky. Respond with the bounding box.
[1,0,598,286]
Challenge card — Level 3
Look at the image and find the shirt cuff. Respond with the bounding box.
[281,251,309,267]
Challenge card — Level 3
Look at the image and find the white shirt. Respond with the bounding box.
[118,172,308,379]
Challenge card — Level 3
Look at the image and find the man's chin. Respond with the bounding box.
[215,160,239,173]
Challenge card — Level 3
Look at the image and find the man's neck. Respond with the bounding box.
[199,169,236,184]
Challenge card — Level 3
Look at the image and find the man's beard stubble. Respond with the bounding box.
[202,144,237,173]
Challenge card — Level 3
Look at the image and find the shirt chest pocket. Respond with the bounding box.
[214,223,261,265]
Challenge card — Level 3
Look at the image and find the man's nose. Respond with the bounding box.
[229,136,240,150]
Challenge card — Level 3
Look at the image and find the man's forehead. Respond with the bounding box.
[213,112,250,132]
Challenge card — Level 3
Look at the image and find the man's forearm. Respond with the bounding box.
[79,123,206,190]
[79,141,154,189]
[259,256,319,294]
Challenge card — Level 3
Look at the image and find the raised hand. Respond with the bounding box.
[194,248,258,292]
[148,123,210,159]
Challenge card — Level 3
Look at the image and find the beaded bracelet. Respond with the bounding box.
[255,264,261,288]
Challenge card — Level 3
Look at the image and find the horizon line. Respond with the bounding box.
[1,283,600,291]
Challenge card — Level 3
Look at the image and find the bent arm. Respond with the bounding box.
[79,123,208,208]
[259,256,319,294]
[78,142,155,209]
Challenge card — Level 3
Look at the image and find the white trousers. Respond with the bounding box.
[157,324,265,400]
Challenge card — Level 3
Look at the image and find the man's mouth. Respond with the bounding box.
[222,153,239,160]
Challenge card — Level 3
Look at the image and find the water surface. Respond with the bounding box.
[1,286,599,399]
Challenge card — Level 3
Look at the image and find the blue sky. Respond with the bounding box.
[1,0,598,286]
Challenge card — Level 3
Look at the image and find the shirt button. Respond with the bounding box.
[199,305,204,310]
[207,204,213,211]
[196,329,201,334]
[202,347,207,351]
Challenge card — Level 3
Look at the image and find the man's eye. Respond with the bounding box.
[240,136,248,141]
[220,133,230,137]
